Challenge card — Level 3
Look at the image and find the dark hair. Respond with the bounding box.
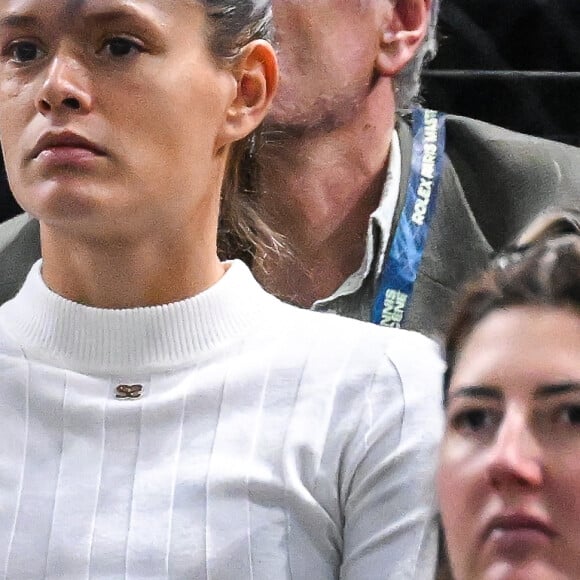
[198,0,280,264]
[444,209,580,394]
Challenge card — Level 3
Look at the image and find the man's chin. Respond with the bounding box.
[264,89,366,141]
[263,109,351,141]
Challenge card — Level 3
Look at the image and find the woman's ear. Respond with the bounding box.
[376,0,430,77]
[218,40,278,146]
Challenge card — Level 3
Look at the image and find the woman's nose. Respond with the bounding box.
[486,411,543,492]
[35,52,92,117]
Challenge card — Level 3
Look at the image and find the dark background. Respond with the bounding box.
[1,0,580,223]
[423,0,580,145]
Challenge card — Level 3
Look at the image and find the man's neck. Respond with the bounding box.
[256,79,397,307]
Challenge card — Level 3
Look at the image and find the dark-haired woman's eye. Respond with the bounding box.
[451,408,499,436]
[559,405,580,426]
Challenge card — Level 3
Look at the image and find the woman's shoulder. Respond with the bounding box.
[279,300,440,356]
[268,301,444,397]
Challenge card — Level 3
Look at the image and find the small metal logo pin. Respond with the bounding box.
[115,384,143,400]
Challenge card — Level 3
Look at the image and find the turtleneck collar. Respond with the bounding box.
[0,259,277,375]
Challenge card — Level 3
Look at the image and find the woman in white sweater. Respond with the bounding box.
[0,0,443,578]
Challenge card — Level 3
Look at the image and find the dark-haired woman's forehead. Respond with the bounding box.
[449,305,580,401]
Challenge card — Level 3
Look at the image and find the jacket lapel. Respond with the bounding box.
[0,215,41,303]
[395,114,493,339]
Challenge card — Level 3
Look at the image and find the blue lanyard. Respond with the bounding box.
[371,108,447,327]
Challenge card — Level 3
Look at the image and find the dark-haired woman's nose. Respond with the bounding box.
[35,52,92,118]
[486,408,544,493]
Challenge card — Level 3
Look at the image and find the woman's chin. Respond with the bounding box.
[481,559,568,580]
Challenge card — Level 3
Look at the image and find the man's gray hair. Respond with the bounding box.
[395,0,441,108]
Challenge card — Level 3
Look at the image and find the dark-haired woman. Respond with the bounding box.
[438,210,580,579]
[0,0,443,577]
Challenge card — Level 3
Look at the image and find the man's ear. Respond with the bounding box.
[218,40,278,147]
[376,0,430,77]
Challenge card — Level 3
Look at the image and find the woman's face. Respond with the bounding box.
[438,306,580,579]
[0,0,243,239]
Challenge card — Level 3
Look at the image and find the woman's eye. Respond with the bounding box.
[559,405,580,426]
[451,409,497,434]
[101,37,142,58]
[6,41,45,63]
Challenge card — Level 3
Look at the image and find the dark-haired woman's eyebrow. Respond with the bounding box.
[534,382,580,399]
[448,385,503,402]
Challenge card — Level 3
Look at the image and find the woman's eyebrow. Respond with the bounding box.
[84,8,146,25]
[82,4,166,26]
[448,385,503,401]
[535,382,580,399]
[0,14,39,29]
[81,5,168,38]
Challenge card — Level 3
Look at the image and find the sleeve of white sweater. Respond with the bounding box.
[339,331,444,580]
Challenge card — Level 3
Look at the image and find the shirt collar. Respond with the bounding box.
[0,259,276,375]
[313,130,402,307]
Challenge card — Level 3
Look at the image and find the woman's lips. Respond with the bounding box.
[29,131,106,163]
[481,512,557,558]
[35,146,104,166]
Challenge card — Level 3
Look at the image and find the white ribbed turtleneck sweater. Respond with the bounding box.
[0,260,443,579]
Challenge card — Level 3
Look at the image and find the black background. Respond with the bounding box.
[424,0,580,144]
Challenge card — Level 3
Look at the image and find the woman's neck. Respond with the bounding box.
[39,224,225,309]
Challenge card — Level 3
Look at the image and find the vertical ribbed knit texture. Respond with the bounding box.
[0,260,444,579]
